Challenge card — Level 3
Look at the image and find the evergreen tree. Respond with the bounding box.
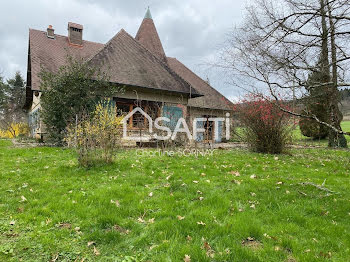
[5,72,26,122]
[40,57,119,143]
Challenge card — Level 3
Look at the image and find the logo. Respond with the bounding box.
[122,107,230,141]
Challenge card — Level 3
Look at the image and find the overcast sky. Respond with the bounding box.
[0,0,248,100]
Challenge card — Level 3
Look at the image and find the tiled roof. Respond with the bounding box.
[28,29,103,91]
[87,29,200,96]
[135,15,167,63]
[167,57,233,111]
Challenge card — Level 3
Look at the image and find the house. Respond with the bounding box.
[24,8,233,143]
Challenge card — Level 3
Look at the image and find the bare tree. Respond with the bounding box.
[219,0,350,147]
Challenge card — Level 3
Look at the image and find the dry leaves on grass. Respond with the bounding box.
[56,222,71,229]
[232,180,241,185]
[230,171,241,177]
[112,224,130,235]
[93,246,100,256]
[110,200,120,207]
[20,195,27,202]
[197,221,206,226]
[183,254,191,262]
[186,235,193,241]
[202,241,215,258]
[177,215,185,220]
[87,241,96,247]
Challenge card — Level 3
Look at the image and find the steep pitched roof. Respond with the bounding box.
[28,29,103,91]
[87,29,200,96]
[167,57,233,111]
[135,8,167,63]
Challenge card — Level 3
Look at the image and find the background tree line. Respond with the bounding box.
[0,72,27,137]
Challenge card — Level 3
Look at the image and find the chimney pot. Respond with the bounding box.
[47,25,55,39]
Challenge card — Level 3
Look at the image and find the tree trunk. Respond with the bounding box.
[326,0,347,148]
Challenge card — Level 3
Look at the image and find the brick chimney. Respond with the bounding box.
[68,22,83,46]
[47,25,55,39]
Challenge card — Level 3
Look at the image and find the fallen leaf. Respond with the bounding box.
[193,181,199,184]
[137,217,145,223]
[250,175,257,179]
[87,241,95,247]
[110,200,120,207]
[149,192,153,197]
[186,235,192,241]
[93,246,100,256]
[230,171,240,176]
[232,180,241,185]
[183,254,191,262]
[112,224,130,235]
[149,244,158,250]
[20,195,27,202]
[197,221,206,226]
[276,181,283,185]
[177,215,185,220]
[250,204,256,209]
[250,192,256,196]
[148,218,155,224]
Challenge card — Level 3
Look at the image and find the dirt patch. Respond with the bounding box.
[241,237,263,250]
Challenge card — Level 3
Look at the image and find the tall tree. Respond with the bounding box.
[40,57,119,143]
[0,72,26,136]
[220,0,350,147]
[0,75,6,113]
[5,72,26,122]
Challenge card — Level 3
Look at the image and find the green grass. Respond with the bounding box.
[292,121,350,147]
[0,140,350,261]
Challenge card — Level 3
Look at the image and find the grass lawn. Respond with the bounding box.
[0,139,350,261]
[292,121,350,147]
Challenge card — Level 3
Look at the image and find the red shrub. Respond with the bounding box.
[234,94,292,154]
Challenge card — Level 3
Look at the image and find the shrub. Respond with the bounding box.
[0,122,29,138]
[40,57,119,144]
[235,95,293,154]
[65,100,123,167]
[299,114,328,139]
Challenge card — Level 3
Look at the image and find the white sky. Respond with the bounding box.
[0,0,249,100]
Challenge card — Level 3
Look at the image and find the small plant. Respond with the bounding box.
[65,100,123,166]
[235,94,293,154]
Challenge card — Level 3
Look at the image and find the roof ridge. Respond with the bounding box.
[29,28,104,46]
[86,29,127,64]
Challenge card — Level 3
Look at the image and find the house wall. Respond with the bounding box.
[28,92,43,139]
[115,86,188,105]
[187,107,233,143]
